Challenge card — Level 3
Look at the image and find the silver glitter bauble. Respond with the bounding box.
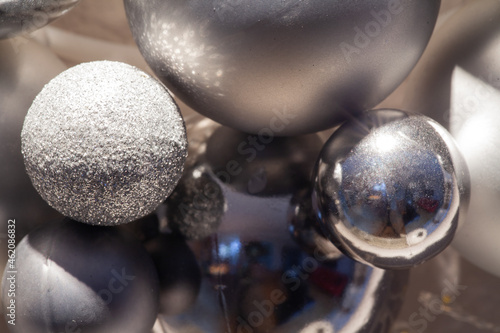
[402,0,500,277]
[0,0,80,39]
[124,0,440,136]
[21,61,187,226]
[1,219,159,333]
[0,38,65,239]
[161,119,408,332]
[312,109,470,270]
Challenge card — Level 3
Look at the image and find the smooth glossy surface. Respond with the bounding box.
[313,109,470,270]
[124,0,440,135]
[0,0,80,39]
[162,118,409,332]
[402,0,500,277]
[1,219,159,333]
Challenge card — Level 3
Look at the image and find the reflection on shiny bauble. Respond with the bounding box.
[145,233,202,316]
[162,120,408,332]
[0,38,65,237]
[313,109,470,270]
[124,0,440,135]
[0,0,80,39]
[403,1,500,276]
[0,219,159,333]
[21,61,187,225]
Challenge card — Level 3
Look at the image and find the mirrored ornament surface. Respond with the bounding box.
[0,0,80,39]
[1,219,159,333]
[162,119,409,332]
[313,109,470,270]
[21,61,188,225]
[124,0,440,135]
[401,0,500,277]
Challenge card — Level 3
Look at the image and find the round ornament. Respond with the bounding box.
[312,109,470,269]
[1,219,159,333]
[21,60,187,225]
[124,0,441,135]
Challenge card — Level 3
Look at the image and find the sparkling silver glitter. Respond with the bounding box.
[21,61,187,226]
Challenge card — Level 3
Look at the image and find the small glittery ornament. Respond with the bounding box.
[0,219,159,333]
[402,0,500,277]
[312,109,470,270]
[161,118,408,332]
[0,0,80,39]
[21,60,188,226]
[124,0,440,135]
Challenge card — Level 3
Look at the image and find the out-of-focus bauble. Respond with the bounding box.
[124,0,441,135]
[0,38,65,239]
[313,109,470,270]
[21,61,187,225]
[402,0,500,277]
[145,233,202,316]
[162,119,409,332]
[1,219,159,333]
[0,0,80,39]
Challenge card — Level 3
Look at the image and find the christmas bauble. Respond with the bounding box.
[1,219,159,333]
[21,61,187,225]
[162,119,409,332]
[402,0,500,277]
[0,0,80,39]
[312,109,470,270]
[124,0,441,136]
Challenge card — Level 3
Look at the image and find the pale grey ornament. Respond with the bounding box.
[1,219,159,333]
[124,0,441,136]
[312,109,470,270]
[0,0,80,39]
[21,61,188,226]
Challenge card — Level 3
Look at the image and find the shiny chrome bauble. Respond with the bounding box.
[312,109,470,270]
[0,0,80,39]
[402,0,500,277]
[124,0,440,135]
[162,119,409,332]
[0,219,159,333]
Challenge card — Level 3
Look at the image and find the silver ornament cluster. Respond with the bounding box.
[313,109,470,269]
[21,61,187,225]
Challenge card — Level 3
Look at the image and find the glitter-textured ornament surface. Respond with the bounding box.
[21,61,187,225]
[313,109,470,270]
[401,0,500,277]
[124,0,440,136]
[0,0,80,39]
[161,118,409,332]
[1,219,159,333]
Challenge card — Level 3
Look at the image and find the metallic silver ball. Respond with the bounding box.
[402,0,500,276]
[21,61,187,226]
[161,118,409,332]
[0,0,80,39]
[1,219,159,333]
[124,0,440,136]
[312,109,470,270]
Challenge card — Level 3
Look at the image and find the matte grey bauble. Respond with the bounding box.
[124,0,441,135]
